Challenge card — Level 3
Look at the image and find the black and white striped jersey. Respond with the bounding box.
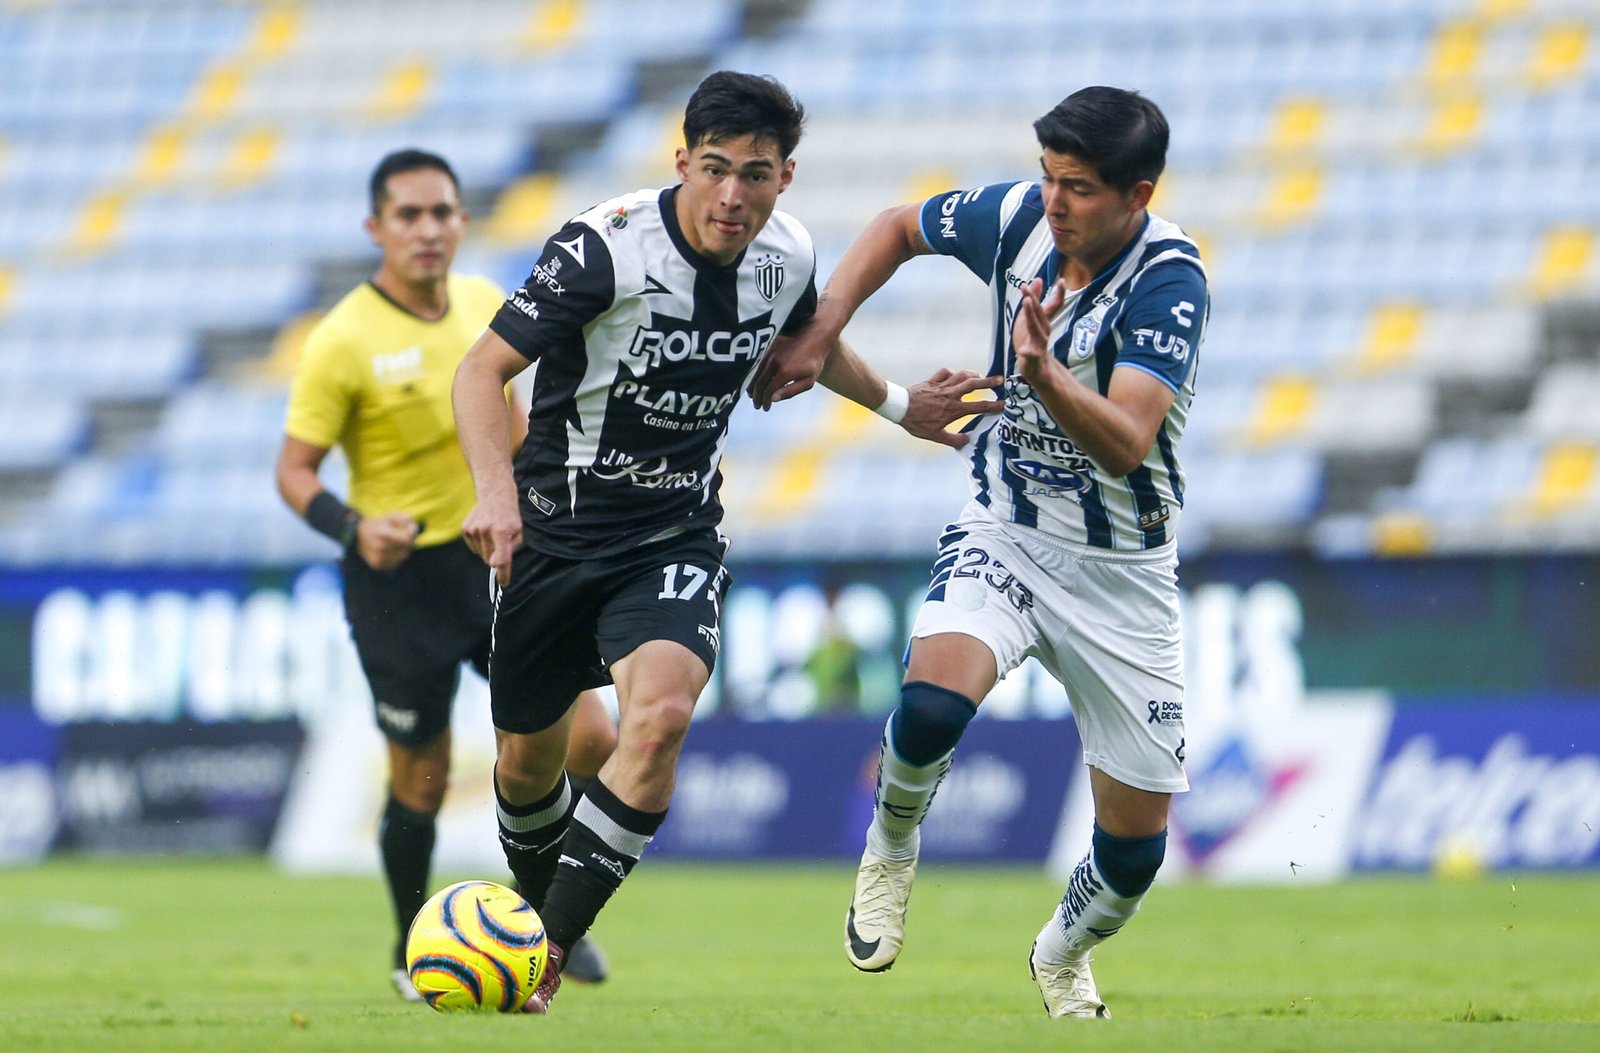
[488,184,818,558]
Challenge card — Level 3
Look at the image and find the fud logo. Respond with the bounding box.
[753,253,784,301]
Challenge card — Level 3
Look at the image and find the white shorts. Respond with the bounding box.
[910,502,1189,794]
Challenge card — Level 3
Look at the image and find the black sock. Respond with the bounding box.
[541,777,666,953]
[495,768,573,911]
[379,795,436,967]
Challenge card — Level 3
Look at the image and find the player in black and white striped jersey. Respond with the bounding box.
[451,70,999,1014]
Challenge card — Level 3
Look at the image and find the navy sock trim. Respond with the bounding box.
[1091,822,1167,897]
[890,681,979,766]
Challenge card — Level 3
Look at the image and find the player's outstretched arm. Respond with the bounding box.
[453,329,531,586]
[748,203,929,409]
[820,340,1002,450]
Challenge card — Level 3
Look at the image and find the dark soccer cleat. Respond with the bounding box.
[521,942,566,1014]
[562,934,610,984]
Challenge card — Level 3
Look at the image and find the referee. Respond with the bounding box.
[274,148,615,1000]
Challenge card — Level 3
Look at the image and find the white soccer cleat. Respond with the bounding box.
[844,848,917,972]
[1029,942,1111,1019]
[391,967,424,1003]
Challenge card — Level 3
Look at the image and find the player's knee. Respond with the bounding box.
[891,681,979,766]
[495,735,566,802]
[624,692,695,755]
[392,769,448,814]
[1092,822,1167,897]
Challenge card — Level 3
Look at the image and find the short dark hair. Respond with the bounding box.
[682,70,806,160]
[369,148,460,216]
[1033,87,1169,191]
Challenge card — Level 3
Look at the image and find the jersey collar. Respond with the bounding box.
[659,185,747,273]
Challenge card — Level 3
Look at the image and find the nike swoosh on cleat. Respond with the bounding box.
[846,909,892,971]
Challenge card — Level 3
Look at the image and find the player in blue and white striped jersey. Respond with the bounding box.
[754,86,1207,1019]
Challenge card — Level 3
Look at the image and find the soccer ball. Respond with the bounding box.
[405,880,549,1012]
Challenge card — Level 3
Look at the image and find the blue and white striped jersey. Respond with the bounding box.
[918,181,1208,550]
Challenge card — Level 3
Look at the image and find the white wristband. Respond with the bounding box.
[873,381,910,424]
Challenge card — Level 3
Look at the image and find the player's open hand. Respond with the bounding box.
[1013,276,1067,385]
[461,487,523,587]
[356,512,420,571]
[902,369,1004,449]
[748,331,833,410]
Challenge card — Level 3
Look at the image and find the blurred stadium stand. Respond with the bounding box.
[1,0,1597,564]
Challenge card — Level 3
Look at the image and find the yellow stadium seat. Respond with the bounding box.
[367,61,434,120]
[520,0,582,51]
[483,174,561,247]
[63,190,128,256]
[1426,20,1485,87]
[1372,513,1434,557]
[747,401,875,521]
[1529,442,1597,518]
[1249,375,1315,446]
[1266,97,1325,158]
[1528,23,1589,89]
[1258,168,1322,229]
[1352,303,1424,374]
[218,127,280,188]
[133,125,190,187]
[1527,226,1596,300]
[1419,93,1482,155]
[247,6,302,61]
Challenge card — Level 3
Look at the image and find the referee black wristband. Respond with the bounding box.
[306,491,361,551]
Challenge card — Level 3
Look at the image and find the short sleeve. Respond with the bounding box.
[779,272,819,335]
[488,222,617,361]
[283,321,357,448]
[1113,262,1208,392]
[916,181,1024,280]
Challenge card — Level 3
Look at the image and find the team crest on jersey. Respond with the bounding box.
[753,254,784,301]
[1069,293,1118,360]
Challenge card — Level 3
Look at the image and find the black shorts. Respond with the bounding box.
[489,528,731,734]
[342,537,493,747]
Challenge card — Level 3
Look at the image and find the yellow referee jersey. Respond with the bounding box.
[284,273,506,548]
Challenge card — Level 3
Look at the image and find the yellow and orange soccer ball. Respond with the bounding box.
[405,880,549,1012]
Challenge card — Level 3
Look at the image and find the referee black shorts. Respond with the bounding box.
[489,528,731,735]
[341,537,493,747]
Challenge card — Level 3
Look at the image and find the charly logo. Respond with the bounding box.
[753,253,784,301]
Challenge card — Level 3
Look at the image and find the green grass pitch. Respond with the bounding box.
[1,858,1597,1052]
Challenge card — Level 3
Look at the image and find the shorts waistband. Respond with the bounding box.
[998,517,1177,565]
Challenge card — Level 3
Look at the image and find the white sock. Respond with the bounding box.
[1034,850,1144,963]
[863,715,951,862]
